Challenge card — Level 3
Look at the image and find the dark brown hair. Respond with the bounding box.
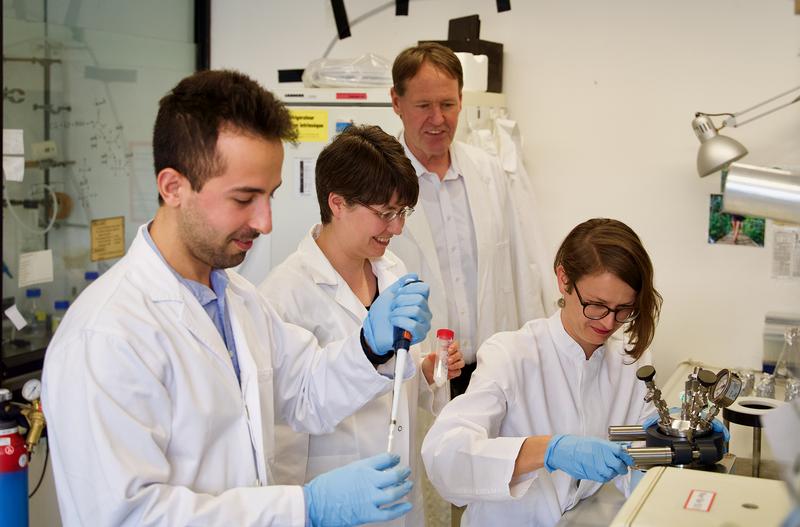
[392,42,463,96]
[153,70,296,200]
[315,125,418,223]
[554,218,662,360]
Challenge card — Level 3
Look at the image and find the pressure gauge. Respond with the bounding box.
[22,379,42,402]
[711,369,742,407]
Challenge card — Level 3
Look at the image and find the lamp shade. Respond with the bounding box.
[692,115,748,177]
[722,163,800,224]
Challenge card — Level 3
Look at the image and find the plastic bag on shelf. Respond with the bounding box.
[302,53,392,88]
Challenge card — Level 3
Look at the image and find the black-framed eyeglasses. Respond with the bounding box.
[572,282,638,323]
[354,201,415,223]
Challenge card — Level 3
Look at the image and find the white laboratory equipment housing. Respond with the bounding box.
[237,87,507,285]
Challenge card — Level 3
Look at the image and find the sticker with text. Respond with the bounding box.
[684,489,716,512]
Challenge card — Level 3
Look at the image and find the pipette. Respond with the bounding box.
[387,326,411,453]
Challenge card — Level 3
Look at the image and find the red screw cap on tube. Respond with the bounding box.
[436,328,454,340]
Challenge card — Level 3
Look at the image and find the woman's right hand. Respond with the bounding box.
[543,434,633,482]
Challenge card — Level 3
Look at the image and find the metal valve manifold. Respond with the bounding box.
[608,365,742,468]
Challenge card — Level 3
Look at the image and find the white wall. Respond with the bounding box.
[211,0,800,378]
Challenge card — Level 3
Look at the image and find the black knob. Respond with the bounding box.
[637,365,656,382]
[698,369,717,387]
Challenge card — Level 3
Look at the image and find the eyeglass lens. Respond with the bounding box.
[574,282,637,323]
[583,304,636,323]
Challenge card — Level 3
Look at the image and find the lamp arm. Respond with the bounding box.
[722,85,800,128]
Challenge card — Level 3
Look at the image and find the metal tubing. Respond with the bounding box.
[752,427,761,478]
[608,425,648,442]
[625,447,674,466]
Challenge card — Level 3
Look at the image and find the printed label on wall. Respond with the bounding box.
[290,110,328,142]
[91,216,126,261]
[293,157,316,197]
[18,249,54,287]
[772,225,800,280]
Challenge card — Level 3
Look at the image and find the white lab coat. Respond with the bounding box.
[259,225,449,527]
[42,225,413,527]
[421,311,656,527]
[464,113,560,316]
[390,139,550,360]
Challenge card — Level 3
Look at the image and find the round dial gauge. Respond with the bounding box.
[711,369,742,407]
[22,379,42,402]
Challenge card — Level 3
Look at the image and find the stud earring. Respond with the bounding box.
[557,297,566,308]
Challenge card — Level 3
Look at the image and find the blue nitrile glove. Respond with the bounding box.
[642,410,730,442]
[363,273,432,355]
[710,419,730,442]
[544,434,634,482]
[303,452,413,527]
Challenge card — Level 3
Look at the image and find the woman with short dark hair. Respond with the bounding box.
[260,124,463,527]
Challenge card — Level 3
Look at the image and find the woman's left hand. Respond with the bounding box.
[445,341,465,380]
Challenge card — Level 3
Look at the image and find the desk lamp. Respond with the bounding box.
[691,85,800,224]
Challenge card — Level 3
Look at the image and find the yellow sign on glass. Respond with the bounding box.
[290,110,329,142]
[90,216,125,261]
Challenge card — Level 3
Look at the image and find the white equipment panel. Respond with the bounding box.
[611,466,791,526]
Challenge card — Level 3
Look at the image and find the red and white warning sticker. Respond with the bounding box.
[684,489,716,512]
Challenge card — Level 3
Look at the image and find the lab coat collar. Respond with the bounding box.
[296,224,400,318]
[297,225,338,286]
[398,131,431,179]
[392,135,433,236]
[127,224,236,371]
[547,310,607,364]
[127,224,188,302]
[398,130,466,182]
[450,141,492,185]
[448,142,492,293]
[297,224,399,286]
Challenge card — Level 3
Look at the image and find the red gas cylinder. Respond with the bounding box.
[1,418,29,526]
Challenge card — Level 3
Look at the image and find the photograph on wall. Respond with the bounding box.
[708,194,765,247]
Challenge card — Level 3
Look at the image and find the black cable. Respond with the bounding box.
[28,440,49,498]
[330,0,351,40]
